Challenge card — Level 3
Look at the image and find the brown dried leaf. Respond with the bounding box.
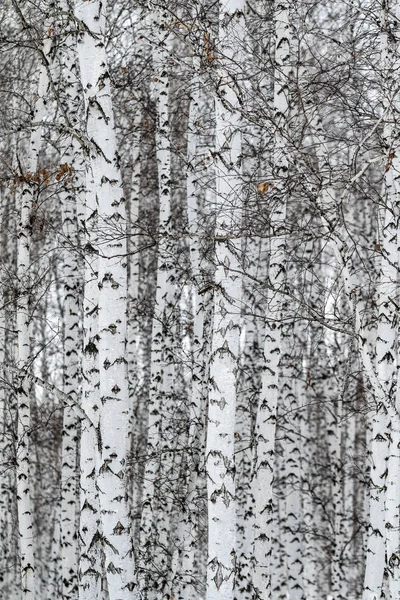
[257,181,274,195]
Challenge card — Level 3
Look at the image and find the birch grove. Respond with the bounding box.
[2,0,400,598]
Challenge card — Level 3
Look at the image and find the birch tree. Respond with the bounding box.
[251,1,291,596]
[14,22,54,599]
[205,1,244,597]
[138,11,180,597]
[55,6,84,596]
[363,2,400,597]
[75,0,137,596]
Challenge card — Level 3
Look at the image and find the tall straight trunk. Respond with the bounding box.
[182,61,204,594]
[126,12,144,410]
[79,154,103,600]
[75,0,137,597]
[15,33,53,600]
[127,110,143,550]
[0,189,5,593]
[206,2,244,598]
[299,349,320,599]
[342,376,361,597]
[235,27,272,586]
[269,453,286,600]
[326,324,347,600]
[0,185,13,599]
[56,9,83,597]
[235,231,268,600]
[251,1,290,597]
[138,11,194,597]
[127,92,142,547]
[76,14,102,600]
[281,324,305,600]
[4,141,20,600]
[125,10,148,547]
[59,152,81,600]
[174,49,214,599]
[294,238,324,600]
[138,12,177,598]
[301,238,328,600]
[381,4,400,598]
[363,3,400,597]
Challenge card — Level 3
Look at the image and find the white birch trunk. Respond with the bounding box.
[235,238,266,600]
[382,5,400,598]
[79,162,103,600]
[300,352,320,600]
[59,167,81,597]
[126,11,147,548]
[282,329,304,600]
[75,0,137,597]
[174,51,214,598]
[206,2,244,598]
[1,160,18,599]
[251,1,290,597]
[0,186,13,599]
[127,103,142,544]
[179,60,204,597]
[15,34,53,600]
[327,341,346,600]
[363,4,400,596]
[56,10,83,596]
[138,12,177,598]
[270,440,287,600]
[45,501,62,600]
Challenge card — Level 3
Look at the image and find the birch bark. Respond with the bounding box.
[206,2,244,597]
[56,8,84,596]
[176,48,214,599]
[15,32,53,600]
[138,12,178,597]
[251,1,291,596]
[281,325,305,600]
[75,0,137,597]
[0,184,13,600]
[79,149,103,600]
[235,233,267,600]
[381,5,400,598]
[363,3,400,596]
[127,76,142,552]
